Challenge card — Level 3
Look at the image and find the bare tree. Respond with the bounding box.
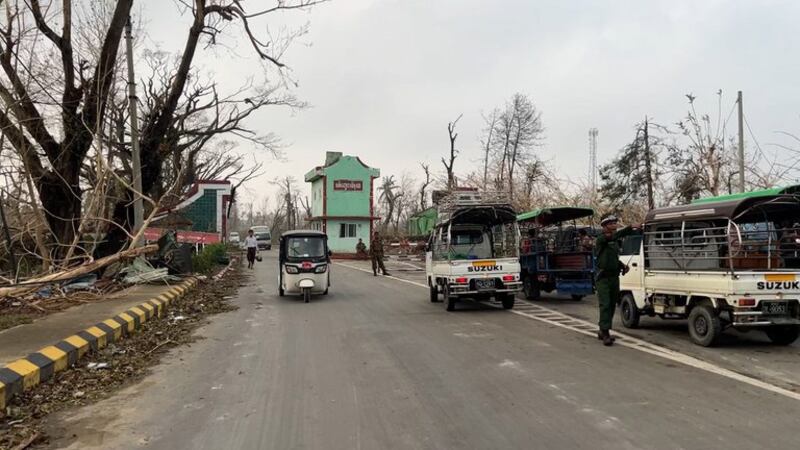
[479,109,500,190]
[0,0,133,256]
[442,114,462,190]
[493,94,543,200]
[378,175,400,233]
[419,163,432,210]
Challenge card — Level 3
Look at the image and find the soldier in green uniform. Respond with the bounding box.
[595,215,638,346]
[370,231,390,276]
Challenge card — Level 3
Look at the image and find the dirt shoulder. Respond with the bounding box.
[0,263,246,450]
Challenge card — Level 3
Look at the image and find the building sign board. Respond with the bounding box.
[334,179,363,191]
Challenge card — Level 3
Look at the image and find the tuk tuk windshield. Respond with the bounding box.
[286,237,326,259]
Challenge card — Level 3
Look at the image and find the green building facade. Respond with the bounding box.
[305,152,380,254]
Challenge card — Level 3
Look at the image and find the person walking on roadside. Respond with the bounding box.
[244,229,258,269]
[594,215,638,346]
[370,231,390,276]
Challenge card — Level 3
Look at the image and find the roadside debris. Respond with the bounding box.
[0,261,243,449]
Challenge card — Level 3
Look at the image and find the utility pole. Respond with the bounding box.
[737,90,746,193]
[588,128,598,192]
[125,16,144,247]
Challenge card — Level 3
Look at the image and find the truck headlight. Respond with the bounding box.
[285,265,299,274]
[315,264,328,273]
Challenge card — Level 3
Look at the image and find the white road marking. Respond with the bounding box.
[335,261,800,402]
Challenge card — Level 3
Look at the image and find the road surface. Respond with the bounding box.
[46,254,800,449]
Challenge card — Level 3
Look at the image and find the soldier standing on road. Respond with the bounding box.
[595,215,638,346]
[370,231,390,277]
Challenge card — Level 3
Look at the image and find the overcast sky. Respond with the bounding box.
[144,0,800,205]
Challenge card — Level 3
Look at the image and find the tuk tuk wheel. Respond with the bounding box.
[570,294,584,301]
[278,276,284,297]
[303,288,311,303]
[443,285,456,312]
[620,293,640,328]
[523,274,540,300]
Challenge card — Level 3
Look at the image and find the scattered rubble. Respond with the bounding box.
[0,262,244,449]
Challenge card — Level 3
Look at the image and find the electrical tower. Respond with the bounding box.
[588,128,599,191]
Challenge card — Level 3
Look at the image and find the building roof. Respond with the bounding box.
[304,153,380,182]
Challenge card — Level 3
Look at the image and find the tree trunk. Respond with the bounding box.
[643,117,655,210]
[37,160,82,258]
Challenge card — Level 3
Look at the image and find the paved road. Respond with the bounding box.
[376,257,800,392]
[47,254,800,449]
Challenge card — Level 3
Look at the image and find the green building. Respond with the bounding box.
[305,152,380,254]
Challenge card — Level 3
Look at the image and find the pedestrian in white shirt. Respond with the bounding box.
[244,229,258,269]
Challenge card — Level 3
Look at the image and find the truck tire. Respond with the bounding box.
[620,293,640,329]
[444,285,456,312]
[688,305,721,347]
[500,293,515,310]
[765,325,800,345]
[523,274,540,300]
[429,282,439,303]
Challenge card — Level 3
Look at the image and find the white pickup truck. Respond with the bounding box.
[426,191,522,311]
[618,192,800,346]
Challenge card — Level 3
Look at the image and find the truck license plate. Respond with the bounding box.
[763,302,788,315]
[476,279,495,290]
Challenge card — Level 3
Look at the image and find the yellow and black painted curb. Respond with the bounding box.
[0,278,198,412]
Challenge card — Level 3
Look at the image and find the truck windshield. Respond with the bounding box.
[446,223,518,260]
[287,237,325,258]
[255,232,270,240]
[450,229,491,259]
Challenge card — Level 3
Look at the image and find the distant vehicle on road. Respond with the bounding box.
[229,232,240,244]
[517,207,596,301]
[426,191,522,311]
[278,230,331,302]
[619,191,800,346]
[251,226,272,250]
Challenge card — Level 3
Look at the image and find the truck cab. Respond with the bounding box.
[426,191,522,311]
[619,192,800,346]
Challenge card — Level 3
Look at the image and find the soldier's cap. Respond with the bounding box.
[600,215,619,226]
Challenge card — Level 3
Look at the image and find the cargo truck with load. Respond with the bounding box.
[426,191,522,311]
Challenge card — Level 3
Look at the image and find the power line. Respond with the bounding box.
[742,111,768,162]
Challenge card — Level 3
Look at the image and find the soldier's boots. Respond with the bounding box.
[597,329,615,346]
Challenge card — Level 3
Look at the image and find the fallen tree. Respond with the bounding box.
[0,244,157,299]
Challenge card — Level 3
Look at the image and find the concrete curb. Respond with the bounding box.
[0,277,198,412]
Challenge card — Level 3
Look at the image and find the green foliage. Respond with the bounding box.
[191,243,228,274]
[599,119,664,212]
